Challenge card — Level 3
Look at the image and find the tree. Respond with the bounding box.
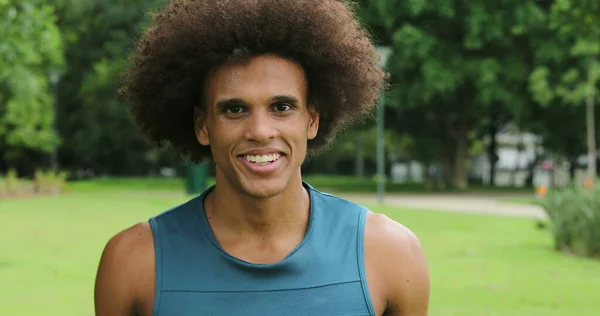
[539,103,586,180]
[0,0,64,173]
[530,0,600,182]
[357,0,546,189]
[52,0,176,176]
[303,120,401,177]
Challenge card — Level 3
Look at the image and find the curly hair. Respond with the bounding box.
[120,0,386,162]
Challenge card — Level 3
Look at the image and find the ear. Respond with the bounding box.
[194,107,210,146]
[307,108,320,140]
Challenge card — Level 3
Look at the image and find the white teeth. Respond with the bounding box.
[244,153,281,164]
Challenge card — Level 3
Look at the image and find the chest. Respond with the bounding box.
[136,260,387,316]
[143,194,388,315]
[151,282,374,316]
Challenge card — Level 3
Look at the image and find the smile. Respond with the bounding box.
[244,153,282,164]
[238,152,286,174]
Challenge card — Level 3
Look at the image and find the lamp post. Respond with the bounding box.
[376,46,393,205]
[49,72,60,171]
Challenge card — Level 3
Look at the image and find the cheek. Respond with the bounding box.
[209,122,241,151]
[283,120,311,148]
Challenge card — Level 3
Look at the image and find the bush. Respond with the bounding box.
[34,169,69,195]
[541,185,600,258]
[0,169,69,199]
[0,169,33,198]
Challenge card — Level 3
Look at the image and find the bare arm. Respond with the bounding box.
[365,212,430,316]
[94,223,154,316]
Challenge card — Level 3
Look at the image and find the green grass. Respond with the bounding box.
[301,175,535,194]
[68,176,191,192]
[1,181,598,315]
[68,175,535,194]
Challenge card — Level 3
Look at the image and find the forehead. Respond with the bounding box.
[204,54,308,104]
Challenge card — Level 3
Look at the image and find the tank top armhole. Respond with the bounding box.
[357,207,376,316]
[149,217,163,316]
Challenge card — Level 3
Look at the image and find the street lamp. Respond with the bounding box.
[376,46,393,205]
[49,72,61,171]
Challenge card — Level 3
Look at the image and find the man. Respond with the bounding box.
[94,0,430,315]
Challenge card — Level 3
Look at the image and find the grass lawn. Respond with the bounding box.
[66,175,536,194]
[1,181,598,315]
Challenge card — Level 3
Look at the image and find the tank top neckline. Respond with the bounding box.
[195,181,317,269]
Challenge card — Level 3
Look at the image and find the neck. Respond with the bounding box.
[206,175,310,239]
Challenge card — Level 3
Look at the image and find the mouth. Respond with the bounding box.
[237,152,286,174]
[242,153,283,165]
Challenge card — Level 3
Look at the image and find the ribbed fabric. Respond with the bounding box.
[149,182,375,316]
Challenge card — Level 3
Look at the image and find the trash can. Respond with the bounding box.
[185,162,208,195]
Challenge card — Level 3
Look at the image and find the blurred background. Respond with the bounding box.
[1,0,599,315]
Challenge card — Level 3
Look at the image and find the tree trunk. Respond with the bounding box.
[568,157,578,181]
[452,135,468,189]
[442,134,469,189]
[513,136,524,187]
[525,153,540,187]
[355,132,365,178]
[422,162,432,189]
[487,120,498,186]
[511,160,518,186]
[444,115,470,189]
[586,63,597,183]
[442,158,453,188]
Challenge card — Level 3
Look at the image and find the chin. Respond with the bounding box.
[238,177,289,200]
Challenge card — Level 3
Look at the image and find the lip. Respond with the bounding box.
[238,148,285,156]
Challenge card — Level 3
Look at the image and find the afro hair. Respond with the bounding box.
[120,0,387,162]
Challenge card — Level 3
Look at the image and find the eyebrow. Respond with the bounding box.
[215,95,299,110]
[271,95,299,104]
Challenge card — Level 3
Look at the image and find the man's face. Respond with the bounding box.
[196,54,319,199]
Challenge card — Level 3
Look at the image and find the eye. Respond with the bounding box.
[225,105,244,114]
[273,103,292,112]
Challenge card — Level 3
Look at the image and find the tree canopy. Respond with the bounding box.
[0,0,64,170]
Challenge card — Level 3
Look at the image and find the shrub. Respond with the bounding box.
[0,176,4,199]
[0,169,69,199]
[33,169,69,195]
[0,169,33,198]
[541,185,600,258]
[4,169,29,197]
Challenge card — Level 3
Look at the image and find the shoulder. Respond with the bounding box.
[364,211,426,264]
[99,222,155,268]
[364,211,430,315]
[308,186,364,214]
[94,222,155,315]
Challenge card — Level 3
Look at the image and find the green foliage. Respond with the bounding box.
[1,0,594,182]
[383,1,545,110]
[529,0,599,107]
[0,0,64,157]
[52,0,173,176]
[541,185,600,258]
[525,0,599,181]
[358,0,547,189]
[304,124,404,176]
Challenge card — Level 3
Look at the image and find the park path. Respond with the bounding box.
[336,193,547,219]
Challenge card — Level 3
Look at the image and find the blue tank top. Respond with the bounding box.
[148,182,375,316]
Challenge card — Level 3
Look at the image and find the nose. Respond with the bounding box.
[243,109,278,142]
